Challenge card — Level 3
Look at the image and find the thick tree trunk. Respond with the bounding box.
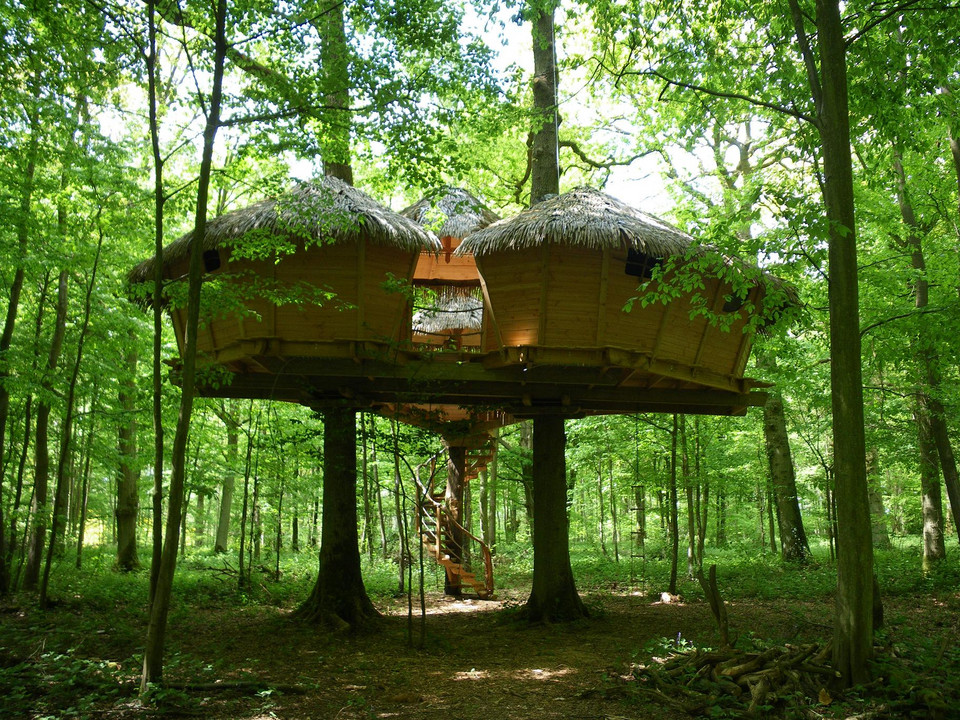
[317,0,353,184]
[522,415,585,622]
[116,343,140,571]
[763,391,811,562]
[817,0,874,684]
[530,0,559,204]
[295,408,378,628]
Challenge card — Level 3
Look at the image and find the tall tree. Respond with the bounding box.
[294,408,378,628]
[763,388,811,562]
[518,0,586,622]
[214,403,239,554]
[116,337,140,571]
[141,0,228,691]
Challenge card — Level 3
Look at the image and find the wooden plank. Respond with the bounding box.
[537,243,549,345]
[650,294,673,361]
[596,248,610,345]
[356,238,365,339]
[731,286,759,376]
[692,280,725,368]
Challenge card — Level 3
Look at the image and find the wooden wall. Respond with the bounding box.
[167,241,418,360]
[476,245,756,380]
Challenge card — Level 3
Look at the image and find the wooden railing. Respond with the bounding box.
[414,475,495,599]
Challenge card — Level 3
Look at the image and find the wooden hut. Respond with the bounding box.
[403,187,499,287]
[458,187,770,394]
[402,188,499,351]
[129,177,439,370]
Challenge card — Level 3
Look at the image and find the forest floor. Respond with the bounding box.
[2,571,958,719]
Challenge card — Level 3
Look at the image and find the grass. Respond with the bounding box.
[2,535,957,719]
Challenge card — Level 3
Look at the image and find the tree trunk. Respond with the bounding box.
[214,409,238,553]
[763,391,811,562]
[529,0,559,204]
[766,480,777,554]
[715,485,726,546]
[608,458,619,563]
[444,443,466,596]
[146,0,167,613]
[521,415,585,622]
[316,0,353,184]
[368,416,387,559]
[865,449,892,550]
[116,341,140,570]
[0,106,39,595]
[42,218,102,610]
[520,421,534,531]
[917,401,946,571]
[681,417,698,577]
[24,270,69,591]
[892,147,960,540]
[597,461,608,556]
[756,477,766,551]
[294,408,378,629]
[238,411,257,589]
[141,0,226,690]
[787,0,874,683]
[668,415,679,596]
[291,509,300,553]
[75,402,96,569]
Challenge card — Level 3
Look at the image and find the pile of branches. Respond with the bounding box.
[628,641,839,717]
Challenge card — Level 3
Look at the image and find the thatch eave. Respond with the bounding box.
[401,187,500,242]
[457,186,695,257]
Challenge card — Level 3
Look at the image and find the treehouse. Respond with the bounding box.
[458,187,768,397]
[129,181,781,600]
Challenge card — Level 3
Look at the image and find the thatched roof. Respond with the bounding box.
[458,186,695,257]
[412,292,483,333]
[401,187,500,240]
[129,177,440,283]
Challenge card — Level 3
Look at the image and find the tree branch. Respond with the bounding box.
[643,69,814,124]
[786,0,823,121]
[859,306,942,338]
[845,0,928,47]
[559,138,654,170]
